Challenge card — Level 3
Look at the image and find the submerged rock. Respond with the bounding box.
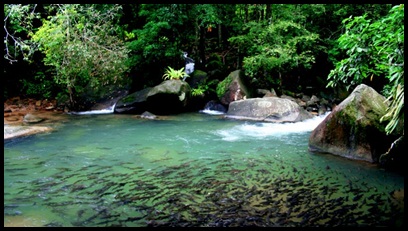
[308,84,394,163]
[140,111,157,120]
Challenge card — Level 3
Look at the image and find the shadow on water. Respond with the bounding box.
[4,112,404,227]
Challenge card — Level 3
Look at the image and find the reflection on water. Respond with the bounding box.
[4,113,404,227]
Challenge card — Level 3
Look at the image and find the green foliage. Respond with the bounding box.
[191,87,206,97]
[4,4,40,63]
[229,20,320,88]
[162,67,189,80]
[381,83,404,134]
[20,71,55,99]
[216,74,233,99]
[192,4,222,29]
[125,4,193,86]
[328,4,404,135]
[4,4,400,118]
[191,79,218,97]
[30,4,130,109]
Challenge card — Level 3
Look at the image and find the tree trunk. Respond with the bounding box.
[245,4,249,23]
[218,24,222,49]
[265,4,271,23]
[199,26,206,68]
[192,19,200,58]
[279,72,283,95]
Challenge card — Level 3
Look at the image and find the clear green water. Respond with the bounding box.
[4,112,404,227]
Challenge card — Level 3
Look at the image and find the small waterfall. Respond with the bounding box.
[199,100,227,115]
[183,52,195,81]
[69,103,116,115]
[199,109,226,115]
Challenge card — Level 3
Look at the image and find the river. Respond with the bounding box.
[4,111,404,227]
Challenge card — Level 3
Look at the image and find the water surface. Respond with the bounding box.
[4,112,404,227]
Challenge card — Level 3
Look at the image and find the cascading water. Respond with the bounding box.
[199,100,227,115]
[216,112,331,141]
[183,51,195,81]
[69,103,117,115]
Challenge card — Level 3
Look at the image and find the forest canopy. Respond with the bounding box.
[3,4,404,134]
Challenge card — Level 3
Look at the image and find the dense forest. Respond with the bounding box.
[4,4,404,134]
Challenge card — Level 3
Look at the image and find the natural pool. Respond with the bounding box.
[4,112,404,227]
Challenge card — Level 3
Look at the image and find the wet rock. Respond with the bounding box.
[218,70,252,105]
[23,113,44,124]
[203,100,227,113]
[225,97,314,122]
[115,88,152,114]
[115,80,191,115]
[308,84,396,163]
[146,80,191,115]
[140,111,157,120]
[4,124,53,140]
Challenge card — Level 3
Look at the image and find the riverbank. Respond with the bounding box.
[4,97,67,140]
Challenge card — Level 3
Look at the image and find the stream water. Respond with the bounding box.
[4,112,404,227]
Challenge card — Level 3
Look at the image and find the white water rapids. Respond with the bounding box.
[216,112,330,141]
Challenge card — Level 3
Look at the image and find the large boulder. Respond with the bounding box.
[114,87,152,114]
[308,84,394,163]
[225,97,314,122]
[89,90,129,111]
[114,80,191,115]
[217,70,252,106]
[146,79,191,114]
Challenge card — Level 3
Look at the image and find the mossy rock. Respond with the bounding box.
[216,70,252,105]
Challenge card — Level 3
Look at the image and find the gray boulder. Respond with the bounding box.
[114,87,152,113]
[89,90,128,111]
[225,97,314,122]
[23,113,44,124]
[308,84,393,163]
[140,111,157,120]
[114,80,191,115]
[146,80,191,114]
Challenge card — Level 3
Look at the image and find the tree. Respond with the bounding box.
[126,4,192,89]
[31,4,130,110]
[327,4,404,136]
[4,4,40,63]
[229,18,321,93]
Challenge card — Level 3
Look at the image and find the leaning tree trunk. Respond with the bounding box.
[379,135,404,166]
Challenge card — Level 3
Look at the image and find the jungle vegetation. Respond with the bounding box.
[4,4,403,135]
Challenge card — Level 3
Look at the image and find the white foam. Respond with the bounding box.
[215,112,330,141]
[199,109,226,115]
[69,103,116,115]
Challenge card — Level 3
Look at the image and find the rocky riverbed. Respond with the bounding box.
[4,97,67,140]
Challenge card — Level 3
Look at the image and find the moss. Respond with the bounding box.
[216,73,233,99]
[121,95,135,104]
[191,70,207,78]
